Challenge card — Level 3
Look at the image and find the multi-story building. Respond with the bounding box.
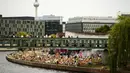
[66,16,116,33]
[36,15,63,35]
[0,15,45,38]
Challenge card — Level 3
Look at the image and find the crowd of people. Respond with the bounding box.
[10,49,103,67]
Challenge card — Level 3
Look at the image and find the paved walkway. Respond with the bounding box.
[0,48,18,51]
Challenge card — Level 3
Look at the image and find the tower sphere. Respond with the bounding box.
[34,2,39,7]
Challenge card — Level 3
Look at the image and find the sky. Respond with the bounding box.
[0,0,130,21]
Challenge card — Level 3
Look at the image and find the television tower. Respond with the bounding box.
[34,0,39,18]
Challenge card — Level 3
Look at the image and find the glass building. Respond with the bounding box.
[35,15,63,36]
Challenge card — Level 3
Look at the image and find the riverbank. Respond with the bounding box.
[0,48,17,51]
[6,53,109,73]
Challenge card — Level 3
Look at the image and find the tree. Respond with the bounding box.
[16,31,29,37]
[95,28,101,33]
[108,15,130,73]
[95,25,110,33]
[102,25,110,33]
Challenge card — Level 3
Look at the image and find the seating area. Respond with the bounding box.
[10,48,103,67]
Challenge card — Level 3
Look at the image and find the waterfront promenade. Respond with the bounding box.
[0,48,18,51]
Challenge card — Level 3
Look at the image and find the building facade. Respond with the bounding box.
[66,16,116,33]
[0,15,45,38]
[36,15,63,35]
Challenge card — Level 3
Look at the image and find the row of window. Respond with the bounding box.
[0,23,44,28]
[0,19,43,24]
[83,18,115,20]
[0,27,44,32]
[83,24,111,27]
[83,28,96,30]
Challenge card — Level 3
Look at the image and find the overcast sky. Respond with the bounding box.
[0,0,130,21]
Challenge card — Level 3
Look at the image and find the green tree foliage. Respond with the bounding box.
[95,25,110,33]
[95,28,101,33]
[108,15,130,73]
[16,31,29,37]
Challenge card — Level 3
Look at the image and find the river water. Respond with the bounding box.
[0,51,73,73]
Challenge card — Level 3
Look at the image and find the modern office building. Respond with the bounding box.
[35,15,63,35]
[66,16,116,33]
[0,15,45,38]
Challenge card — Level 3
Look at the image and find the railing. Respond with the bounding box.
[0,38,108,49]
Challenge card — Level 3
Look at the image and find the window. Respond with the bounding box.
[25,21,27,24]
[42,25,44,28]
[1,20,3,23]
[17,20,19,24]
[9,20,11,23]
[30,25,32,28]
[38,25,40,28]
[12,20,15,24]
[40,29,42,31]
[4,20,7,23]
[27,21,30,23]
[36,21,38,24]
[5,24,9,27]
[1,28,5,31]
[21,24,23,28]
[38,32,42,35]
[5,31,7,35]
[26,25,29,28]
[40,22,42,24]
[31,21,34,24]
[19,21,21,24]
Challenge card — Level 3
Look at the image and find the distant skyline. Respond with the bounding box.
[0,0,130,21]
